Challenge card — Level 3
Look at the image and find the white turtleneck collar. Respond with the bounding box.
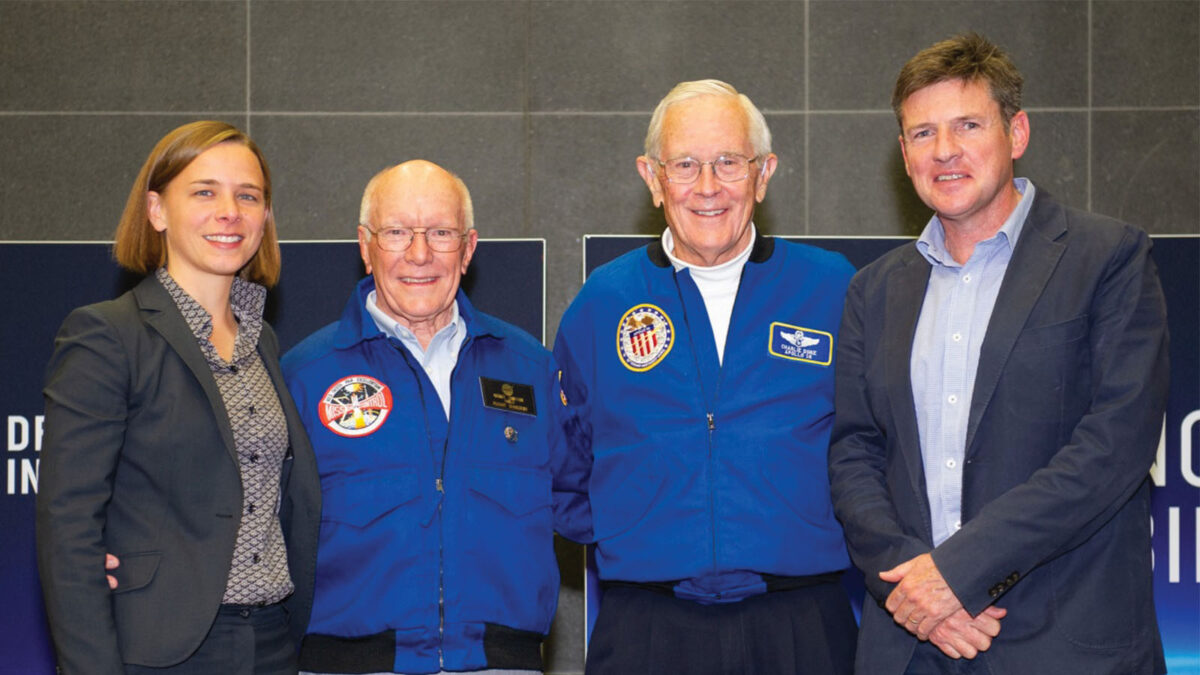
[661,224,756,365]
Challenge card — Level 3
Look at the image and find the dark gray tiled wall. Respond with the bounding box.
[252,1,530,112]
[529,2,807,112]
[1,1,248,112]
[4,1,1199,672]
[810,1,1091,111]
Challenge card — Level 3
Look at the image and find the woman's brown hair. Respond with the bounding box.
[113,120,281,286]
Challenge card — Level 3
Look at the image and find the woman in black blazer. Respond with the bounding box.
[37,121,320,675]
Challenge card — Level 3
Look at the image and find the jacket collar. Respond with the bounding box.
[646,229,775,268]
[964,188,1067,455]
[131,274,239,462]
[332,276,502,350]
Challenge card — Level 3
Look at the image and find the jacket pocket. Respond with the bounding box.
[110,550,161,593]
[468,466,552,517]
[321,468,421,528]
[1012,314,1088,352]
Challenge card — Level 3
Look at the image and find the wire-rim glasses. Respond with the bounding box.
[363,226,469,252]
[655,154,759,184]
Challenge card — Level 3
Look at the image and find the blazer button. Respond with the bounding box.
[1007,572,1019,584]
[989,586,1001,598]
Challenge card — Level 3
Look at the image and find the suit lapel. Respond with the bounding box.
[133,276,239,463]
[885,245,934,522]
[965,193,1068,457]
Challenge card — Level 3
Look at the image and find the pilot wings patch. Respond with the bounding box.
[768,322,833,366]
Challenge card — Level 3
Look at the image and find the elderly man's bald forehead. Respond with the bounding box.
[359,160,474,230]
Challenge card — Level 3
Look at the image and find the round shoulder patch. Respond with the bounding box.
[616,304,674,372]
[318,375,393,437]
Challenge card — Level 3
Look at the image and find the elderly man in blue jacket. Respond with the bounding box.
[283,160,590,675]
[554,79,858,675]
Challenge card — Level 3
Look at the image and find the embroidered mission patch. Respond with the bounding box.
[768,322,833,366]
[318,375,393,437]
[617,304,674,372]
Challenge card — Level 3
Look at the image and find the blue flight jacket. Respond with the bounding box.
[282,278,590,674]
[554,234,853,602]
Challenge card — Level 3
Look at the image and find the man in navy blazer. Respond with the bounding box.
[828,33,1169,674]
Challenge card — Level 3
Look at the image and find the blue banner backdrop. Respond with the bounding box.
[0,240,545,675]
[581,234,1200,674]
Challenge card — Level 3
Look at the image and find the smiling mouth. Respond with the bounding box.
[204,234,243,243]
[693,209,727,216]
[400,277,437,284]
[935,174,967,182]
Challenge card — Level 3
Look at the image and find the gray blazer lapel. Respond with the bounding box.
[885,245,934,523]
[133,276,239,463]
[966,194,1068,457]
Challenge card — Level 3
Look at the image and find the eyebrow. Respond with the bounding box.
[905,114,988,132]
[188,178,264,191]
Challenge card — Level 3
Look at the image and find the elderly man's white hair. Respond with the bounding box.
[643,79,773,159]
[358,161,475,232]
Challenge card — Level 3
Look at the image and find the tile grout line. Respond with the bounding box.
[803,0,810,236]
[523,0,533,246]
[1084,0,1094,212]
[245,0,253,134]
[1086,0,1092,212]
[1,106,1196,118]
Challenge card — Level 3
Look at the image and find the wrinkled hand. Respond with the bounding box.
[928,607,1006,659]
[105,553,119,590]
[880,553,962,638]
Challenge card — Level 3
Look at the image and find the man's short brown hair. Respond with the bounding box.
[892,32,1024,130]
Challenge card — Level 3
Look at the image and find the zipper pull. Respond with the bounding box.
[435,478,444,493]
[706,413,715,431]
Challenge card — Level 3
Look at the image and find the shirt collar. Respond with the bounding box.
[364,290,464,357]
[154,267,266,365]
[916,178,1035,267]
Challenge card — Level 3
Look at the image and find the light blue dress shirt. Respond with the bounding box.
[365,291,466,420]
[911,178,1035,547]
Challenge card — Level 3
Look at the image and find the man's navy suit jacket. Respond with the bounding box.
[829,190,1169,674]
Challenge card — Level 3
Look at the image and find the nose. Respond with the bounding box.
[933,128,960,162]
[694,162,721,196]
[216,193,241,222]
[405,229,433,264]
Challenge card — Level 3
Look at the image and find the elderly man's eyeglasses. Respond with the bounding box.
[656,154,759,184]
[364,226,468,252]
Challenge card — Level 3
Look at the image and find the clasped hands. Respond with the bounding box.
[881,553,1006,660]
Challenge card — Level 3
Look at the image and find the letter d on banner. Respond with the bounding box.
[8,416,28,451]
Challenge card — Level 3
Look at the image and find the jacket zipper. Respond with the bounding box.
[392,336,464,671]
[674,264,744,589]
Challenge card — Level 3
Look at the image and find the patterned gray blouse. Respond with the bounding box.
[155,268,293,606]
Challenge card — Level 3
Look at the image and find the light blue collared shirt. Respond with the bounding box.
[911,178,1035,547]
[365,291,466,420]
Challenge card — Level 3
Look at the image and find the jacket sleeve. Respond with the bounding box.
[550,303,595,544]
[548,354,592,544]
[931,227,1169,615]
[36,305,131,675]
[828,271,931,605]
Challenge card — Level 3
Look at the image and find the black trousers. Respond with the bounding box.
[586,581,856,675]
[124,603,297,675]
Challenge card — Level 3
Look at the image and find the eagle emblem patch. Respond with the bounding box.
[318,375,394,437]
[617,304,674,372]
